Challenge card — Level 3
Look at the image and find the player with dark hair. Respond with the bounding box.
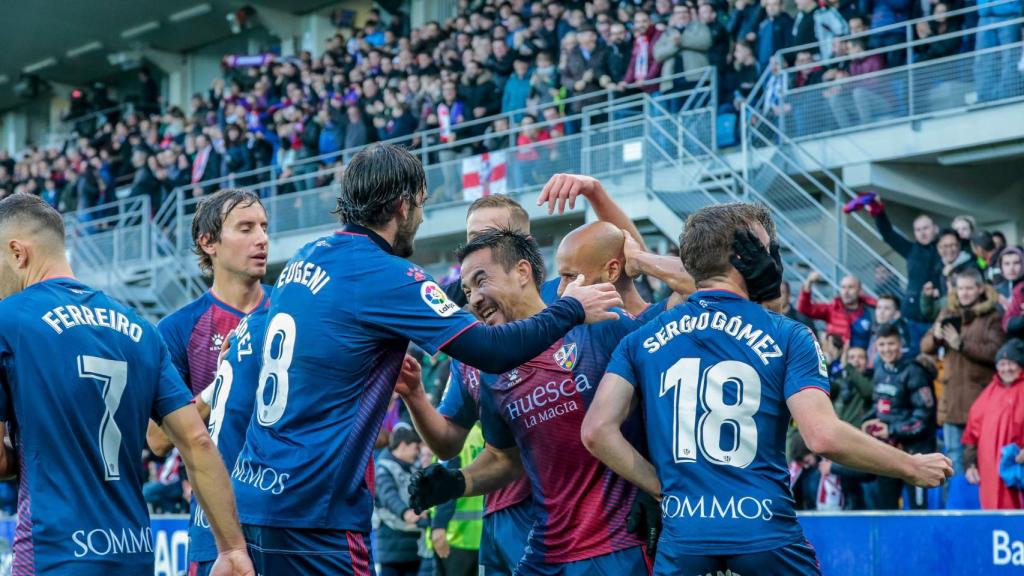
[0,193,253,576]
[582,202,954,575]
[231,143,623,575]
[157,188,271,398]
[407,228,654,575]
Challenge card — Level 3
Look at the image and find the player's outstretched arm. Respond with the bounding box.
[160,405,254,575]
[622,231,696,298]
[787,389,953,488]
[395,356,470,460]
[409,444,523,513]
[444,279,622,373]
[582,373,662,498]
[147,397,212,457]
[537,174,647,250]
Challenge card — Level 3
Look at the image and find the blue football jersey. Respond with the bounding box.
[0,278,193,575]
[232,226,478,531]
[189,307,269,562]
[606,289,830,555]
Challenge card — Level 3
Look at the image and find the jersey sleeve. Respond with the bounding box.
[365,271,478,356]
[151,339,197,424]
[157,314,191,388]
[783,323,831,399]
[0,340,9,422]
[438,363,478,430]
[605,332,640,388]
[478,380,516,450]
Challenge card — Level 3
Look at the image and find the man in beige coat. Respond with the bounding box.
[654,2,711,110]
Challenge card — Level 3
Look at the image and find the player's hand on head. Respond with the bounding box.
[394,354,423,398]
[729,229,783,302]
[537,173,602,215]
[905,453,954,488]
[209,548,255,576]
[626,491,662,559]
[408,463,465,514]
[621,228,644,278]
[562,275,623,323]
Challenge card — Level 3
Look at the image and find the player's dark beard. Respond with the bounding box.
[393,214,418,258]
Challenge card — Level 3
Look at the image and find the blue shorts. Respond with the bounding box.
[514,546,650,576]
[188,560,214,576]
[480,500,534,575]
[242,525,374,576]
[654,540,820,576]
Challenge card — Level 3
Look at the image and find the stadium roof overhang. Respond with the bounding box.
[0,0,339,111]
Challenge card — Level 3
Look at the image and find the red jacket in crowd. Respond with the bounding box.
[963,372,1024,510]
[797,290,878,344]
[624,26,662,91]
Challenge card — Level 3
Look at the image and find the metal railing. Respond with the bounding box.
[747,0,1020,104]
[752,19,1024,141]
[741,105,907,296]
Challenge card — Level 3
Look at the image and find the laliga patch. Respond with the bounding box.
[421,282,459,317]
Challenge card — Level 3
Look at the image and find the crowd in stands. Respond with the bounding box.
[2,0,1019,216]
[786,191,1024,511]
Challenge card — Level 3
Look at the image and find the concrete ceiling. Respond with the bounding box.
[0,0,339,111]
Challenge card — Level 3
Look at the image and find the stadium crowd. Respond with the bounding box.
[1,0,1020,215]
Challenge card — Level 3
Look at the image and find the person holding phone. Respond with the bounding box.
[921,267,1005,477]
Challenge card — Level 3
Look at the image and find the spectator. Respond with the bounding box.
[563,25,610,113]
[818,340,876,510]
[654,3,712,109]
[778,280,817,329]
[727,0,762,44]
[502,57,534,119]
[756,0,795,71]
[860,197,942,342]
[460,60,499,117]
[792,0,822,56]
[720,41,761,112]
[129,148,162,209]
[921,267,1005,476]
[913,5,962,62]
[975,0,1023,102]
[921,228,980,321]
[143,449,185,514]
[429,423,484,576]
[699,1,731,71]
[620,11,663,92]
[605,23,633,84]
[993,231,1009,253]
[863,0,914,66]
[40,178,60,210]
[995,246,1024,309]
[825,38,893,128]
[512,114,550,187]
[375,425,428,576]
[861,323,938,509]
[189,133,222,196]
[952,214,976,252]
[799,271,878,348]
[868,295,916,367]
[528,51,561,111]
[971,230,1000,282]
[963,339,1024,509]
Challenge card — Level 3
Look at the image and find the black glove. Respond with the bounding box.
[730,229,783,303]
[626,491,662,559]
[408,463,466,514]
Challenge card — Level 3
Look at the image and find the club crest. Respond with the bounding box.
[553,343,578,371]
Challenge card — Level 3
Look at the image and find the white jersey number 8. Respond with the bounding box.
[256,313,296,427]
[660,358,761,468]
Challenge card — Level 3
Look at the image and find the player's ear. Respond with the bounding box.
[516,259,532,288]
[606,258,622,284]
[8,240,29,270]
[197,233,217,259]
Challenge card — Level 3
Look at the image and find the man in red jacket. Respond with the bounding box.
[799,271,878,349]
[617,11,663,92]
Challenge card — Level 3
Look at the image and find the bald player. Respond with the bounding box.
[555,222,694,320]
[0,193,253,575]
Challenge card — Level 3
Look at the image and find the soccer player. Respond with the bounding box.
[152,308,268,576]
[408,229,651,575]
[0,194,253,576]
[582,202,954,575]
[230,143,622,574]
[157,189,270,399]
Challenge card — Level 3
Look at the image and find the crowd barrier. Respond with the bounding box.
[0,512,1019,574]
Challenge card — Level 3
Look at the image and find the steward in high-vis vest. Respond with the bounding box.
[429,423,485,576]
